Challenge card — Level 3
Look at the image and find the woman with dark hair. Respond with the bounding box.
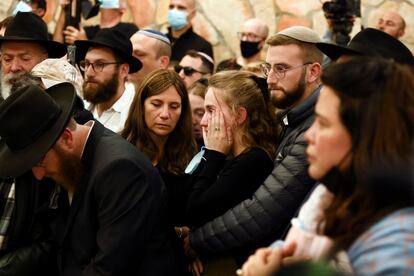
[121,69,197,274]
[185,70,279,274]
[240,57,414,275]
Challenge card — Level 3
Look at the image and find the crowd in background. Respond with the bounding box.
[0,0,413,275]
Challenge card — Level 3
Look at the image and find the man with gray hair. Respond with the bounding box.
[237,18,269,66]
[129,29,171,87]
[184,26,323,273]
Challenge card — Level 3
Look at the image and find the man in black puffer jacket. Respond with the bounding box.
[185,26,324,266]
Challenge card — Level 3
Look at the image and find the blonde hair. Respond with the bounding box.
[208,70,279,159]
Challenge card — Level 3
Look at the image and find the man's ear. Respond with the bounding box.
[236,107,247,125]
[307,62,321,84]
[120,63,130,77]
[159,55,170,69]
[188,9,196,21]
[258,39,266,50]
[57,128,75,151]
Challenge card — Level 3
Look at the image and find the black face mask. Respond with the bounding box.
[240,40,261,58]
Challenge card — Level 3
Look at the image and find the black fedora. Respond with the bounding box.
[316,28,414,66]
[0,83,76,177]
[0,12,67,59]
[75,28,142,73]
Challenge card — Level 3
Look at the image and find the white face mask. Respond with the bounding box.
[167,9,189,30]
[99,0,120,9]
[13,1,32,16]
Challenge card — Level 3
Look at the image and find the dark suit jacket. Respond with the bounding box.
[55,121,177,275]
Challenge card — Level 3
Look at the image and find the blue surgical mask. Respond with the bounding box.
[168,9,188,30]
[13,1,32,16]
[99,0,119,9]
[185,147,205,174]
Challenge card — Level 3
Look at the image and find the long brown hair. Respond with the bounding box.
[121,69,197,174]
[208,70,279,160]
[320,57,414,250]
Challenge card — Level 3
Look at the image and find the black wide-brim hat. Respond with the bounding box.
[75,28,142,73]
[0,83,76,178]
[0,12,67,58]
[316,28,414,66]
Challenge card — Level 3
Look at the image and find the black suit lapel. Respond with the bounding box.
[61,121,106,242]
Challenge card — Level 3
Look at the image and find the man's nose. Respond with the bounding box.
[10,59,23,73]
[32,166,46,180]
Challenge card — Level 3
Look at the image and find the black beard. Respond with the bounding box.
[82,70,120,104]
[270,70,306,109]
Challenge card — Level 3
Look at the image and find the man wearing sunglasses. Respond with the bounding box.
[75,28,142,133]
[175,50,214,88]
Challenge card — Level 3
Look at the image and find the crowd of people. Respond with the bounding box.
[0,0,413,275]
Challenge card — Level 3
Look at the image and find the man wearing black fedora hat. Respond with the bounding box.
[75,28,142,133]
[316,27,414,66]
[0,11,67,275]
[0,12,67,100]
[0,82,178,275]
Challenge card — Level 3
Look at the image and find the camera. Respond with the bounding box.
[323,0,361,45]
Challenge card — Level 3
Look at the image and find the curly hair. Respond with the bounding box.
[121,69,197,174]
[208,70,279,160]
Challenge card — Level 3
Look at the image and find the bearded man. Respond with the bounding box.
[0,12,66,100]
[0,83,177,275]
[75,28,142,132]
[0,12,67,275]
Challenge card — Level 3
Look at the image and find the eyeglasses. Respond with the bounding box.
[261,62,312,79]
[79,60,122,72]
[237,32,264,41]
[174,64,207,76]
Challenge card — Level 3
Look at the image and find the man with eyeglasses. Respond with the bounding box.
[236,18,269,67]
[184,26,324,268]
[166,0,213,63]
[175,50,214,88]
[75,28,142,133]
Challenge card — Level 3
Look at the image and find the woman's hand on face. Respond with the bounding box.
[203,109,233,155]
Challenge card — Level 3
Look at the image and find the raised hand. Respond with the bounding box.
[202,109,233,155]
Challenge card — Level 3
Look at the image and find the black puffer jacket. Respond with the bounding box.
[189,87,320,257]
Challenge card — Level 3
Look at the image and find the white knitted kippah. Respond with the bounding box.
[277,26,321,43]
[137,29,171,45]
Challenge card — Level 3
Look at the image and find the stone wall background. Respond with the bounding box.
[1,0,413,63]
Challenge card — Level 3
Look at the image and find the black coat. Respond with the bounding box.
[167,27,214,62]
[54,121,177,275]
